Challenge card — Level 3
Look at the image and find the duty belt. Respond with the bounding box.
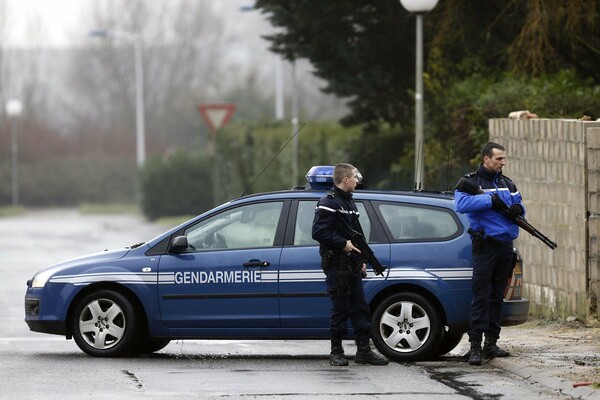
[467,228,505,246]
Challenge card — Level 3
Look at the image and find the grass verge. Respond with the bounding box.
[78,203,140,215]
[0,205,26,217]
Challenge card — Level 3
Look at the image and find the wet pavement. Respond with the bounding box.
[449,320,600,399]
[3,209,600,398]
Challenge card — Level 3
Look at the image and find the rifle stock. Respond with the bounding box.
[455,177,557,250]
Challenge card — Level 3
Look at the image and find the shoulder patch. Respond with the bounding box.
[463,171,477,179]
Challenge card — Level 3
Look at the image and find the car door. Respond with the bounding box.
[374,201,467,270]
[157,201,287,330]
[278,199,389,330]
[373,200,471,299]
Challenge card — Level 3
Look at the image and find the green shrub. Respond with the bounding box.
[137,121,361,220]
[12,156,136,206]
[139,151,213,220]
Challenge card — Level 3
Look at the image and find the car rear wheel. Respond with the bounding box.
[72,290,139,357]
[372,293,443,362]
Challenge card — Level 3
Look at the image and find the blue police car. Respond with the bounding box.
[24,166,529,361]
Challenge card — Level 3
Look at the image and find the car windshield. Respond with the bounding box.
[183,202,284,250]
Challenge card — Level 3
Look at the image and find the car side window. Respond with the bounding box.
[378,203,459,241]
[183,202,284,251]
[294,200,371,246]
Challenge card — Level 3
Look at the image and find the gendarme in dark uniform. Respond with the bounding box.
[312,163,388,366]
[454,142,525,366]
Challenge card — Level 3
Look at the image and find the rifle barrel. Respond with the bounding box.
[515,216,557,249]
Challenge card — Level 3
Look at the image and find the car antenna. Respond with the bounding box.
[240,122,306,197]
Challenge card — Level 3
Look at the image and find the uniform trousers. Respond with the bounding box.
[325,264,371,347]
[468,239,514,343]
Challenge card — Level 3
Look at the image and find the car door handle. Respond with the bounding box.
[243,259,270,268]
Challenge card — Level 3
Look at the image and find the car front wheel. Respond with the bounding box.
[372,293,443,362]
[72,290,140,357]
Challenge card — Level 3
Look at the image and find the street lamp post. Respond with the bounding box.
[239,4,299,185]
[6,100,23,206]
[89,29,146,168]
[240,4,285,121]
[399,0,438,190]
[291,60,299,187]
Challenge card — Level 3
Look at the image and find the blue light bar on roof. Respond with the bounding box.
[305,165,335,190]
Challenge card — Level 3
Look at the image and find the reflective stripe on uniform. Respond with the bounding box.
[316,205,359,215]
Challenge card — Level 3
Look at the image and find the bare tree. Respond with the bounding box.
[62,0,228,154]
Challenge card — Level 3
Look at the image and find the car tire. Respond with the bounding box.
[72,289,140,357]
[372,292,443,362]
[436,330,464,356]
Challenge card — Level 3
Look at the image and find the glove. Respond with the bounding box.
[508,204,524,219]
[490,194,506,211]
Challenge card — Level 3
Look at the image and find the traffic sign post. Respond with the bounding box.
[198,103,236,135]
[197,103,236,206]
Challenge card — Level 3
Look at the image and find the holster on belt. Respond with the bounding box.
[320,250,334,273]
[468,228,504,249]
[325,252,353,298]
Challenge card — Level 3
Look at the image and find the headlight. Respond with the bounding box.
[31,269,54,288]
[31,265,63,288]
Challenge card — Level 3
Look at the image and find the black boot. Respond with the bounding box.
[468,341,482,366]
[483,337,510,358]
[355,344,389,366]
[329,340,349,366]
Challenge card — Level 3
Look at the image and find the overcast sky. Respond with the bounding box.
[4,0,270,49]
[5,0,89,47]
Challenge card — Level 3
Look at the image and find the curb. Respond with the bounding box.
[490,357,600,399]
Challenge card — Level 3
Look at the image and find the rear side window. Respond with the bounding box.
[294,200,372,246]
[378,203,459,241]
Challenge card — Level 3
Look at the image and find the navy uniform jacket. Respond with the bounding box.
[454,164,525,243]
[312,185,364,255]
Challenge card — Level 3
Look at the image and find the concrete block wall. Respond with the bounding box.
[489,119,600,321]
[586,125,600,321]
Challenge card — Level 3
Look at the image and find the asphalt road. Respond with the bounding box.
[0,209,571,399]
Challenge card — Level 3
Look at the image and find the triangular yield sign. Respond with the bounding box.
[198,103,236,133]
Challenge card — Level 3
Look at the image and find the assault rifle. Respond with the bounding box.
[455,177,557,250]
[348,230,387,276]
[333,218,387,276]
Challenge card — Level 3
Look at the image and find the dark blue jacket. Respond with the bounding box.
[454,164,525,243]
[312,186,364,254]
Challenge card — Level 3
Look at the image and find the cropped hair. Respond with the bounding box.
[481,142,505,160]
[333,163,355,185]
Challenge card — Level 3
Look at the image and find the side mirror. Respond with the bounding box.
[170,236,189,253]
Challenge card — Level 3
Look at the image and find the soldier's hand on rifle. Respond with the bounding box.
[361,263,367,278]
[508,204,524,219]
[343,240,361,254]
[490,194,506,211]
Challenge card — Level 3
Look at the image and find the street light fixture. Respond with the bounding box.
[89,29,146,167]
[399,0,439,190]
[6,99,23,206]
